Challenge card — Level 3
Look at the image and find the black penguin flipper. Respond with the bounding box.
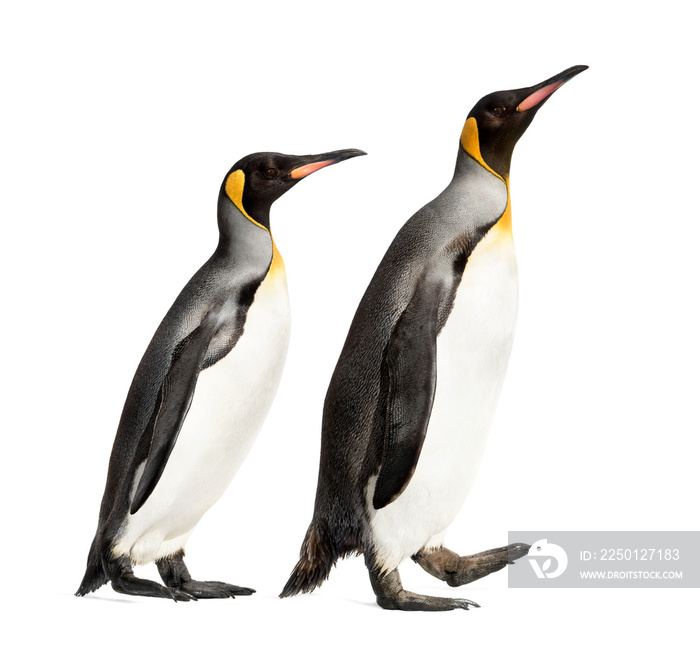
[372,275,444,510]
[130,308,222,514]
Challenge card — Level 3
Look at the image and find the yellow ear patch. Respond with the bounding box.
[224,169,284,276]
[224,170,268,232]
[459,117,500,179]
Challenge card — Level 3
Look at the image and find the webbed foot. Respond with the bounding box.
[156,551,255,599]
[369,568,479,611]
[102,555,195,601]
[412,542,530,587]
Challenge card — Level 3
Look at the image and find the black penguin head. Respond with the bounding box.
[221,149,366,230]
[461,65,588,178]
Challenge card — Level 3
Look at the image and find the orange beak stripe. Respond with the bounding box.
[517,80,564,112]
[290,159,336,179]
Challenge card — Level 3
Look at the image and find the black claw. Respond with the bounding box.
[507,543,531,562]
[173,589,197,602]
[455,599,480,610]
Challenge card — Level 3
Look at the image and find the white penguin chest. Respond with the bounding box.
[367,224,518,571]
[118,265,291,564]
[175,266,291,483]
[427,225,519,489]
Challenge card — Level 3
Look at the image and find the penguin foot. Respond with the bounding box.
[175,580,255,599]
[102,556,195,601]
[369,568,479,612]
[111,572,196,601]
[412,542,530,587]
[156,551,255,599]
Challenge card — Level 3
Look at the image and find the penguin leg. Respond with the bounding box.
[368,568,479,611]
[412,543,530,587]
[102,555,194,601]
[156,551,255,599]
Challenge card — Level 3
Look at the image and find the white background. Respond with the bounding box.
[2,1,698,643]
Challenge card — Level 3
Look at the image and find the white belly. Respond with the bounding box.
[368,227,518,572]
[114,269,290,565]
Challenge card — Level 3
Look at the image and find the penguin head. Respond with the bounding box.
[221,149,366,230]
[461,65,588,178]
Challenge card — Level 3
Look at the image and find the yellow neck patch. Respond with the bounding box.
[459,117,512,238]
[270,238,285,277]
[494,184,512,238]
[224,170,268,232]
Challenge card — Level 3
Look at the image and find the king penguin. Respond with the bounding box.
[281,66,587,610]
[76,148,365,600]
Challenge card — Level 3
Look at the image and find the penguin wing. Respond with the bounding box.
[372,275,444,510]
[130,307,222,514]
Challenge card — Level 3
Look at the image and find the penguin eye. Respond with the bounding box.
[264,168,278,178]
[490,106,507,117]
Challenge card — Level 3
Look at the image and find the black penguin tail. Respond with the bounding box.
[280,523,339,597]
[75,540,108,596]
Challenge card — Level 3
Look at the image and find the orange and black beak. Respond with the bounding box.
[287,148,366,180]
[515,65,588,113]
